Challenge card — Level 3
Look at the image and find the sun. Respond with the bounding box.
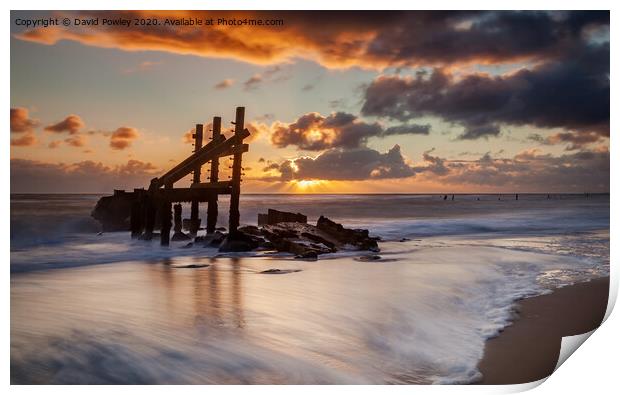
[292,179,327,192]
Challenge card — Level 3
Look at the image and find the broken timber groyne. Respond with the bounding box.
[92,106,380,258]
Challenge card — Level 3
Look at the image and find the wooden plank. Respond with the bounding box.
[153,187,231,203]
[155,129,250,188]
[153,134,226,188]
[190,181,232,189]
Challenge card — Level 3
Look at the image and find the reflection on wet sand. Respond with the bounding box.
[10,241,610,384]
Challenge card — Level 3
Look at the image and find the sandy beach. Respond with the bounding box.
[477,276,609,384]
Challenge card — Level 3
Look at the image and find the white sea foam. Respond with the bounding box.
[10,194,609,384]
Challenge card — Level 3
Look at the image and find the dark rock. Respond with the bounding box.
[171,232,191,241]
[295,250,318,260]
[301,232,336,249]
[175,263,209,269]
[258,209,307,226]
[356,255,382,262]
[260,268,302,274]
[258,240,275,250]
[238,225,262,236]
[219,232,260,252]
[399,237,411,242]
[91,191,135,231]
[316,215,379,251]
[216,227,227,232]
[181,242,194,249]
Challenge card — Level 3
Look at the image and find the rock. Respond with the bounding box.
[258,209,307,226]
[91,190,135,231]
[181,242,194,249]
[171,232,191,241]
[218,232,260,252]
[316,216,379,251]
[216,227,227,232]
[301,232,336,249]
[238,225,262,236]
[399,237,411,242]
[295,251,318,260]
[260,268,302,274]
[174,263,209,269]
[356,255,382,262]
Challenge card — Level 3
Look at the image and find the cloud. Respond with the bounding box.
[545,131,604,150]
[15,11,608,70]
[411,148,609,192]
[244,74,263,90]
[122,60,162,74]
[11,158,159,193]
[64,134,87,147]
[271,112,431,150]
[48,141,61,149]
[362,42,609,139]
[264,145,417,181]
[11,107,39,133]
[214,78,235,89]
[243,66,286,90]
[44,114,85,134]
[10,108,39,146]
[109,126,139,150]
[11,133,37,147]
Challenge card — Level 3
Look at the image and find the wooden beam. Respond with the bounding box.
[191,181,232,189]
[153,187,231,203]
[154,129,250,188]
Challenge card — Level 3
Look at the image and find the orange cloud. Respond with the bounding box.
[10,107,39,147]
[16,11,605,70]
[11,133,37,147]
[109,126,139,150]
[64,134,87,148]
[44,114,84,134]
[11,107,39,133]
[214,78,234,89]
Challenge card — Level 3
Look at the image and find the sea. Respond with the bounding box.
[10,193,610,384]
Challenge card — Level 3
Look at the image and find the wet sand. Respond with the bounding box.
[477,276,609,384]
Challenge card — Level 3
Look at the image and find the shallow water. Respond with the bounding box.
[10,194,609,384]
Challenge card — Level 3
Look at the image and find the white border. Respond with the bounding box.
[4,1,617,394]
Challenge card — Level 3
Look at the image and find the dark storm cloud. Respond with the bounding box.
[264,145,417,181]
[362,42,609,139]
[413,148,610,191]
[271,112,431,150]
[16,11,608,69]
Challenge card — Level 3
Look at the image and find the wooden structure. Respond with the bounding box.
[130,106,250,246]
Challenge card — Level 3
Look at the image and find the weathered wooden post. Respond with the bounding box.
[130,201,142,238]
[143,197,156,240]
[160,200,172,246]
[206,116,221,233]
[229,107,244,234]
[189,124,203,235]
[173,203,183,234]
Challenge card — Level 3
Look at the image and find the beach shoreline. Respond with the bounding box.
[476,276,609,385]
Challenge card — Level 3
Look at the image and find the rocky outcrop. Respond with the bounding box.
[91,190,136,231]
[222,214,380,257]
[218,231,261,252]
[257,209,307,226]
[316,216,379,251]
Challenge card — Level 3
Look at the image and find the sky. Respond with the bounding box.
[10,10,610,193]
